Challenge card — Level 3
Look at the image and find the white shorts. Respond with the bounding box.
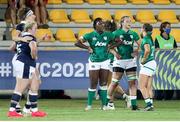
[139,60,157,76]
[88,59,110,70]
[12,54,18,66]
[113,58,137,70]
[13,60,36,79]
[12,54,18,76]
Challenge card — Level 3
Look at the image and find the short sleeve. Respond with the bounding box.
[83,33,91,41]
[133,31,140,41]
[16,23,25,32]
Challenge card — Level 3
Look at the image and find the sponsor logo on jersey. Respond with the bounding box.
[123,40,133,45]
[95,41,107,47]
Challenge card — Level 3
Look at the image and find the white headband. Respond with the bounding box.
[25,10,34,18]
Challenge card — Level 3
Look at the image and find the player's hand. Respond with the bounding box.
[88,47,93,53]
[22,36,33,42]
[141,58,146,65]
[115,38,124,44]
[115,53,121,60]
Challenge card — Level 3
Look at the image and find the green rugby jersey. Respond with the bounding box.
[140,35,155,63]
[83,31,114,62]
[113,29,139,59]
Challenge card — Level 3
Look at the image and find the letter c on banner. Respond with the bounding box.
[40,62,51,77]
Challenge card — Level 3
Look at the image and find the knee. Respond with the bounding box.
[100,81,107,86]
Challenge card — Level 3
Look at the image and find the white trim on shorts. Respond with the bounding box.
[88,59,110,70]
[139,60,157,76]
[113,58,137,69]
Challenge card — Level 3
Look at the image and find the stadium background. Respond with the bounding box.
[0,0,180,121]
[0,0,179,99]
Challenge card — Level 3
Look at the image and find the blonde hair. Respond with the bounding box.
[24,22,36,32]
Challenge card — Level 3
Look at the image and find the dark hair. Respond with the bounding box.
[104,20,117,32]
[17,7,32,21]
[143,23,154,41]
[143,23,153,33]
[120,16,130,28]
[93,17,103,30]
[160,21,171,33]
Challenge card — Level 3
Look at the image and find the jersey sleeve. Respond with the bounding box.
[112,31,117,38]
[83,33,91,41]
[110,32,115,40]
[133,31,140,41]
[16,23,24,32]
[142,38,150,46]
[29,36,37,42]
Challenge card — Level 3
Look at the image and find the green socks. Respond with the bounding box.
[87,88,96,106]
[99,86,107,106]
[130,96,137,106]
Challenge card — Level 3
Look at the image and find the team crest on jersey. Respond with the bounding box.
[130,35,133,39]
[93,37,97,41]
[120,35,123,39]
[103,36,107,40]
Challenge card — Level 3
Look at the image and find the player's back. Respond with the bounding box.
[16,32,36,67]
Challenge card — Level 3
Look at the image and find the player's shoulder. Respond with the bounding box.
[22,32,37,42]
[112,29,122,34]
[16,21,25,27]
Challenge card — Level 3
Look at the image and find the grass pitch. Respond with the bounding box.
[0,99,180,121]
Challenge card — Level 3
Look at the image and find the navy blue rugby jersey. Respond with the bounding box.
[16,21,26,32]
[16,32,37,67]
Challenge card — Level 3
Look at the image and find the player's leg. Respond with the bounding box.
[85,60,99,110]
[29,67,46,117]
[99,60,110,110]
[107,59,125,103]
[108,63,127,101]
[147,76,154,107]
[8,77,30,117]
[115,85,128,100]
[139,60,156,111]
[107,70,123,110]
[126,70,138,110]
[8,60,31,117]
[23,68,41,114]
[85,70,99,110]
[139,74,153,111]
